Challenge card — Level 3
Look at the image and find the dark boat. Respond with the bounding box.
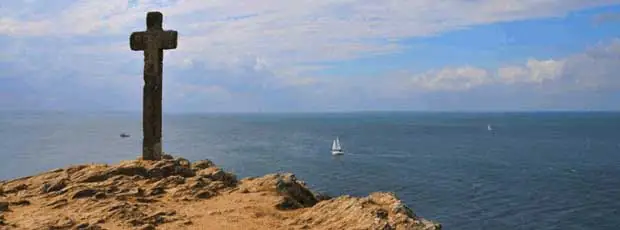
[120,133,130,138]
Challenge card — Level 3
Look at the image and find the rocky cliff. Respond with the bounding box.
[0,155,441,230]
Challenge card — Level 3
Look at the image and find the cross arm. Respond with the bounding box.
[130,30,178,51]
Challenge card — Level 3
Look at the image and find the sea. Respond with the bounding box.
[1,111,619,230]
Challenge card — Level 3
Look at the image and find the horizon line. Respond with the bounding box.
[1,109,619,114]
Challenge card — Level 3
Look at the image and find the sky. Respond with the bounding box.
[1,0,620,113]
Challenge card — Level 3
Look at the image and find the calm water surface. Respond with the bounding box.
[1,111,619,229]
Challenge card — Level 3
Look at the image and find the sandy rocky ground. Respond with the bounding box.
[0,155,441,230]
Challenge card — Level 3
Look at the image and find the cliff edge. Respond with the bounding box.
[0,155,441,230]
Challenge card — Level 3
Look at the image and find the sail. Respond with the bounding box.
[333,137,342,150]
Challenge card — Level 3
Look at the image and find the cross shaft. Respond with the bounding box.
[129,11,178,161]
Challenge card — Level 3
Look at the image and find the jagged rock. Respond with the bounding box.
[53,216,76,229]
[181,220,192,225]
[314,192,332,201]
[0,157,440,229]
[72,188,98,199]
[137,224,156,230]
[197,167,237,186]
[275,174,318,208]
[105,185,119,194]
[110,164,149,178]
[392,201,415,217]
[150,160,195,178]
[136,197,157,203]
[73,223,106,230]
[207,181,227,191]
[238,173,318,210]
[175,157,191,168]
[41,178,69,193]
[144,210,176,225]
[275,196,303,210]
[237,173,317,210]
[74,223,90,229]
[73,163,149,183]
[148,186,166,196]
[4,183,28,194]
[188,178,207,189]
[116,188,145,200]
[81,224,105,230]
[195,190,215,199]
[292,192,442,230]
[46,198,68,209]
[146,167,164,179]
[374,208,389,219]
[0,201,8,212]
[94,192,107,199]
[72,165,109,183]
[10,200,30,206]
[66,165,89,176]
[156,175,185,187]
[191,160,214,170]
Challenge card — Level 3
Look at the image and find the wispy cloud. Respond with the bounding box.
[403,39,620,92]
[1,1,619,111]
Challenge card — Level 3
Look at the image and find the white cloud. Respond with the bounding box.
[411,66,491,91]
[402,39,620,92]
[1,1,620,111]
[2,0,618,68]
[498,59,565,84]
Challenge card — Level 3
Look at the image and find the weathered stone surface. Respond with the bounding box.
[195,190,215,199]
[111,165,149,178]
[191,160,214,170]
[130,11,178,161]
[4,183,28,194]
[176,157,191,167]
[94,192,107,199]
[0,201,8,212]
[66,165,89,176]
[137,224,156,230]
[0,155,440,229]
[275,196,303,210]
[197,167,237,186]
[52,216,76,229]
[148,186,166,196]
[72,188,98,199]
[10,200,30,206]
[46,198,68,209]
[239,173,317,209]
[41,178,68,193]
[291,192,442,230]
[150,160,195,178]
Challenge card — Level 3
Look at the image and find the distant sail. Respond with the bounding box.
[331,136,344,155]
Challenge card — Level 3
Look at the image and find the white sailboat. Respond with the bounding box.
[331,137,344,155]
[487,124,493,131]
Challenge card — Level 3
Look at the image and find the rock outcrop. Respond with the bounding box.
[0,155,441,230]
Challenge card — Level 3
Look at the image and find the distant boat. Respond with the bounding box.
[487,124,493,131]
[331,136,344,155]
[120,133,130,138]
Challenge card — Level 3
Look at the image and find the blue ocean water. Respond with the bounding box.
[1,111,619,229]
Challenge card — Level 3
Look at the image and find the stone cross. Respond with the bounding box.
[130,11,178,160]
